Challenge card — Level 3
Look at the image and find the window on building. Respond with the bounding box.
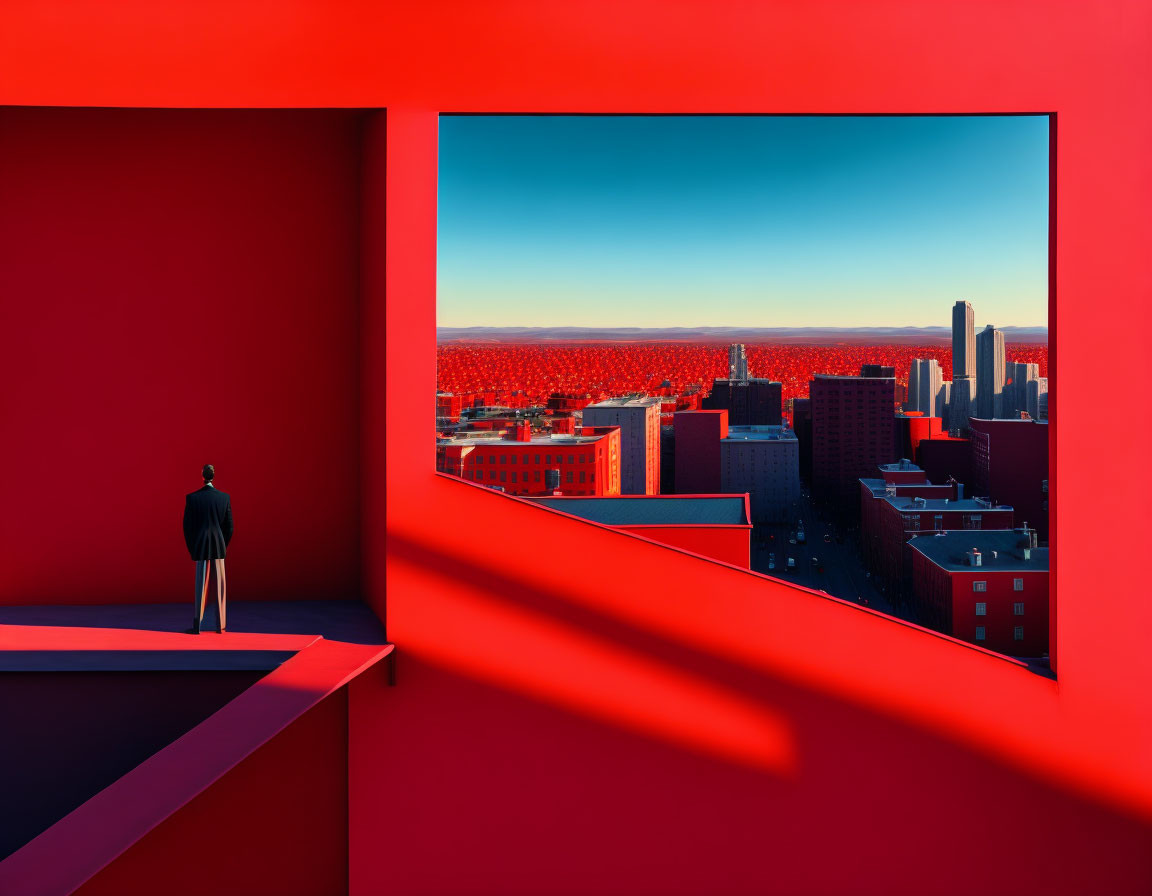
[933,514,943,531]
[566,471,574,483]
[535,454,541,464]
[545,454,552,464]
[534,471,541,482]
[902,514,919,531]
[500,455,507,464]
[579,471,586,483]
[1014,626,1024,641]
[510,472,517,483]
[975,626,986,641]
[975,602,987,616]
[579,455,585,463]
[490,471,497,481]
[500,470,507,482]
[1013,602,1024,615]
[569,454,575,464]
[973,581,987,592]
[1013,578,1024,591]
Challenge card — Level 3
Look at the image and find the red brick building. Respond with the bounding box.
[810,374,897,511]
[860,483,1013,595]
[673,409,728,495]
[969,418,1050,542]
[908,529,1049,657]
[436,426,621,496]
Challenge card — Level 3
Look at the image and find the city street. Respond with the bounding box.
[749,486,899,618]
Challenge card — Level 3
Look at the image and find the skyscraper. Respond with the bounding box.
[952,301,976,378]
[1027,376,1048,420]
[1006,361,1039,417]
[907,358,943,417]
[949,300,977,433]
[975,324,1006,418]
[728,343,749,381]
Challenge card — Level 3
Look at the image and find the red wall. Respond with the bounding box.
[949,569,1049,658]
[0,107,364,604]
[76,690,348,896]
[3,2,1152,895]
[616,525,750,570]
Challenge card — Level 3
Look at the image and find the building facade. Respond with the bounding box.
[719,425,800,524]
[810,374,897,511]
[908,529,1049,657]
[436,426,622,497]
[702,378,783,426]
[582,396,662,494]
[968,417,1050,541]
[975,325,1006,418]
[674,409,728,495]
[907,358,944,417]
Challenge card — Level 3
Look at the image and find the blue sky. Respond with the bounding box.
[438,115,1049,329]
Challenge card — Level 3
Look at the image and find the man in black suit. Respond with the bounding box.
[182,464,233,634]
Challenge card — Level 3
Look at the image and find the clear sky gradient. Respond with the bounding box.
[438,115,1049,329]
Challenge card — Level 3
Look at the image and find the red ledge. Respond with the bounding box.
[0,636,393,896]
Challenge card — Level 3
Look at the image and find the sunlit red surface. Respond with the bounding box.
[437,343,1049,417]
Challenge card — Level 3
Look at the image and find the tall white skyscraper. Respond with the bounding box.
[975,324,1006,418]
[952,301,976,378]
[728,343,749,381]
[949,300,977,432]
[907,358,943,417]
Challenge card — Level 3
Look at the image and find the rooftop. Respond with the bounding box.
[438,430,614,447]
[526,495,749,526]
[711,378,781,386]
[908,530,1049,572]
[879,459,922,472]
[882,495,1010,512]
[585,396,662,409]
[860,478,954,497]
[722,425,797,442]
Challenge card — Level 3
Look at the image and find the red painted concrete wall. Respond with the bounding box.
[76,691,348,896]
[0,107,364,605]
[3,2,1152,895]
[616,525,750,570]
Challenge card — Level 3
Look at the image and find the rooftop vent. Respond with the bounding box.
[967,548,982,567]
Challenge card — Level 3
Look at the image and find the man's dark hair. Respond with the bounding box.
[202,464,215,482]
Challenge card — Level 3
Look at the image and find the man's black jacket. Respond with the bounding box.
[183,485,234,561]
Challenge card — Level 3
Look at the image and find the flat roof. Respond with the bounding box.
[908,530,1049,571]
[882,495,1011,512]
[722,425,797,442]
[711,378,782,386]
[879,459,922,472]
[860,478,954,496]
[585,396,662,408]
[526,495,749,526]
[813,374,895,381]
[439,432,610,447]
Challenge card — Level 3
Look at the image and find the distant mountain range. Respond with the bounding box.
[437,326,1049,345]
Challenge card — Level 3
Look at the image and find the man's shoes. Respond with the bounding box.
[216,627,225,634]
[186,621,201,635]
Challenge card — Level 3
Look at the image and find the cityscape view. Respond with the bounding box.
[436,115,1050,666]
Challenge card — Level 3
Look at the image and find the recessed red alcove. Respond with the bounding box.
[0,3,1149,895]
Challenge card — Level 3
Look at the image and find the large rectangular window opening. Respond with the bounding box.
[436,114,1051,670]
